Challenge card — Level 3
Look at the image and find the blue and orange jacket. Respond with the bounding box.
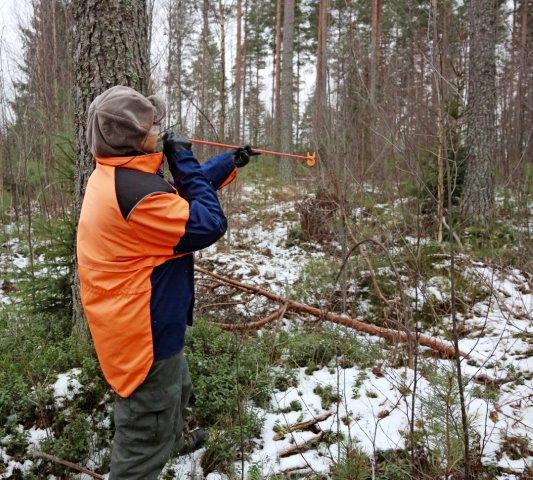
[76,148,236,397]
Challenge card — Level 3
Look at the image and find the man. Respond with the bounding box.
[76,85,258,479]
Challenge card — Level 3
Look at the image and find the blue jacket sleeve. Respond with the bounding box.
[167,149,227,253]
[200,152,237,190]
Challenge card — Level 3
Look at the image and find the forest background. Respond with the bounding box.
[0,0,531,479]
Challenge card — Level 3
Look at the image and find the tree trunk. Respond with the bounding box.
[369,0,381,102]
[280,0,295,177]
[274,0,282,148]
[460,0,498,223]
[432,0,446,242]
[234,0,243,140]
[368,0,382,178]
[242,0,249,139]
[166,0,186,131]
[197,0,210,148]
[516,0,529,169]
[218,0,227,142]
[72,0,150,338]
[314,0,328,176]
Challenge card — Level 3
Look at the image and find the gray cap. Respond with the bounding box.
[86,85,166,157]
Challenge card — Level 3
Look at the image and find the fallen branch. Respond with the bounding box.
[274,410,333,441]
[278,431,325,458]
[209,303,288,331]
[31,451,104,480]
[195,266,469,358]
[198,300,245,311]
[279,465,314,476]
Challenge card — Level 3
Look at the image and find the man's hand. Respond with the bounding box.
[162,131,192,156]
[233,144,260,168]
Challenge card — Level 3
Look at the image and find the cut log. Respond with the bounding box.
[279,465,314,475]
[278,431,325,458]
[274,410,333,440]
[195,266,469,359]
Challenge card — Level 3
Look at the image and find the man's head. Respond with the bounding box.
[86,85,166,157]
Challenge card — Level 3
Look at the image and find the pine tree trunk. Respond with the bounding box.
[166,0,185,131]
[460,0,498,223]
[516,0,529,166]
[274,0,282,148]
[234,0,243,140]
[219,0,227,141]
[242,0,249,139]
[314,0,328,178]
[432,0,446,242]
[198,0,210,149]
[368,0,382,178]
[369,0,381,102]
[72,0,150,338]
[280,0,295,177]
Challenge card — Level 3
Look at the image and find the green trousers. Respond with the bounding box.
[109,350,192,480]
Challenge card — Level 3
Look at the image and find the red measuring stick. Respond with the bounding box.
[188,138,316,167]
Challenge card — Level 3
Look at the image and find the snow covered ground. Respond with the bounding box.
[164,186,532,478]
[1,183,531,479]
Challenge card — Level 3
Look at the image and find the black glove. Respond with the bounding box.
[233,144,260,168]
[162,131,192,156]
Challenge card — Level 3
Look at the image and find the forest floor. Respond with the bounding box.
[0,175,531,479]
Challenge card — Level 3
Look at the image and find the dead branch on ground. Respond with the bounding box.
[209,303,288,331]
[31,452,104,480]
[274,411,333,441]
[195,265,469,359]
[278,431,325,458]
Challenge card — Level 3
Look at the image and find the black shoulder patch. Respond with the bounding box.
[115,168,175,220]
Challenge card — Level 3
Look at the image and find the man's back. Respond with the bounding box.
[78,152,188,397]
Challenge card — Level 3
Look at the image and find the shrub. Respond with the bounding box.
[331,443,372,480]
[186,319,273,425]
[313,384,340,409]
[185,320,273,473]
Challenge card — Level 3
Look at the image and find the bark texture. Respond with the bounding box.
[432,0,446,242]
[280,0,295,176]
[72,0,150,336]
[460,0,498,223]
[314,0,329,183]
[369,0,381,102]
[234,0,243,139]
[274,0,283,148]
[166,0,187,131]
[314,0,328,131]
[218,0,227,141]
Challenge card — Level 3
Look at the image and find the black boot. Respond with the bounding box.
[177,427,208,455]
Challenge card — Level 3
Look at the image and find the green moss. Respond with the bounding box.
[277,400,302,414]
[273,367,298,392]
[313,384,340,409]
[331,444,372,480]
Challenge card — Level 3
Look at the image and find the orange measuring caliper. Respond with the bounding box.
[188,138,317,167]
